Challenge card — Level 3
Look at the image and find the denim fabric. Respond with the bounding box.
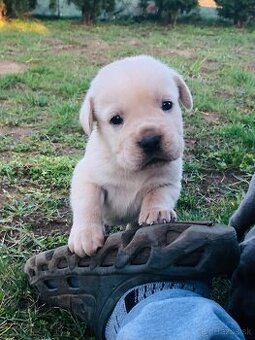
[110,287,244,340]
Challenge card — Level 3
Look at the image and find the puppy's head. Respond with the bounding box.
[80,56,192,171]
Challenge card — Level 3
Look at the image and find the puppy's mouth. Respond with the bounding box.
[142,156,170,169]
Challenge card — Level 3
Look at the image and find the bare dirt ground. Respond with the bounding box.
[0,61,27,75]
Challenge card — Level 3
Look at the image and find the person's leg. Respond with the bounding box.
[25,222,241,340]
[228,173,255,339]
[106,282,244,340]
[228,226,255,339]
[229,173,255,240]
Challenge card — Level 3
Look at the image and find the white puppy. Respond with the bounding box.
[68,55,192,257]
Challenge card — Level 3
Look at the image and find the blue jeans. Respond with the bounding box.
[105,282,244,340]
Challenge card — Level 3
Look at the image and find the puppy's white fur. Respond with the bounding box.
[68,55,192,257]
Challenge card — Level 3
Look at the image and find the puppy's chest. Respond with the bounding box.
[102,181,144,225]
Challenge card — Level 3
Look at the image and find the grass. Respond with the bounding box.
[0,19,255,339]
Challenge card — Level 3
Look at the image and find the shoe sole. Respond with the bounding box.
[24,222,239,339]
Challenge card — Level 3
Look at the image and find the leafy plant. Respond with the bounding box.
[215,0,255,27]
[155,0,198,26]
[50,0,115,24]
[0,0,37,18]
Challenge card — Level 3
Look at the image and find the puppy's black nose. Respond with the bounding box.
[138,134,161,153]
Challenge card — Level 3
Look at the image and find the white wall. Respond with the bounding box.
[33,0,81,17]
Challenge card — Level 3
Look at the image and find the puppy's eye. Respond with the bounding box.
[161,101,173,111]
[110,115,123,125]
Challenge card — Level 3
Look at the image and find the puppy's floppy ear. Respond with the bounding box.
[174,74,193,110]
[79,92,95,135]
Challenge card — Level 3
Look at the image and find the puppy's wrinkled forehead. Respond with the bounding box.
[91,56,179,106]
[80,56,192,135]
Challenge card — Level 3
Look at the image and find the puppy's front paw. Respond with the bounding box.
[138,208,177,225]
[68,224,105,257]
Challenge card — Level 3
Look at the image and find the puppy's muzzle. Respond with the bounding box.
[138,134,162,154]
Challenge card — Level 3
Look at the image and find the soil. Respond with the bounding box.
[0,126,34,139]
[0,61,27,75]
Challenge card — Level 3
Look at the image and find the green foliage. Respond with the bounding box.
[50,0,115,24]
[1,0,37,18]
[155,0,198,25]
[215,0,255,27]
[69,0,115,24]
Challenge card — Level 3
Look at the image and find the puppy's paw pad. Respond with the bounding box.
[68,224,105,257]
[159,209,177,223]
[138,209,157,225]
[138,209,177,225]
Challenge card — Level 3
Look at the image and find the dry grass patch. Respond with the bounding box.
[0,61,27,75]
